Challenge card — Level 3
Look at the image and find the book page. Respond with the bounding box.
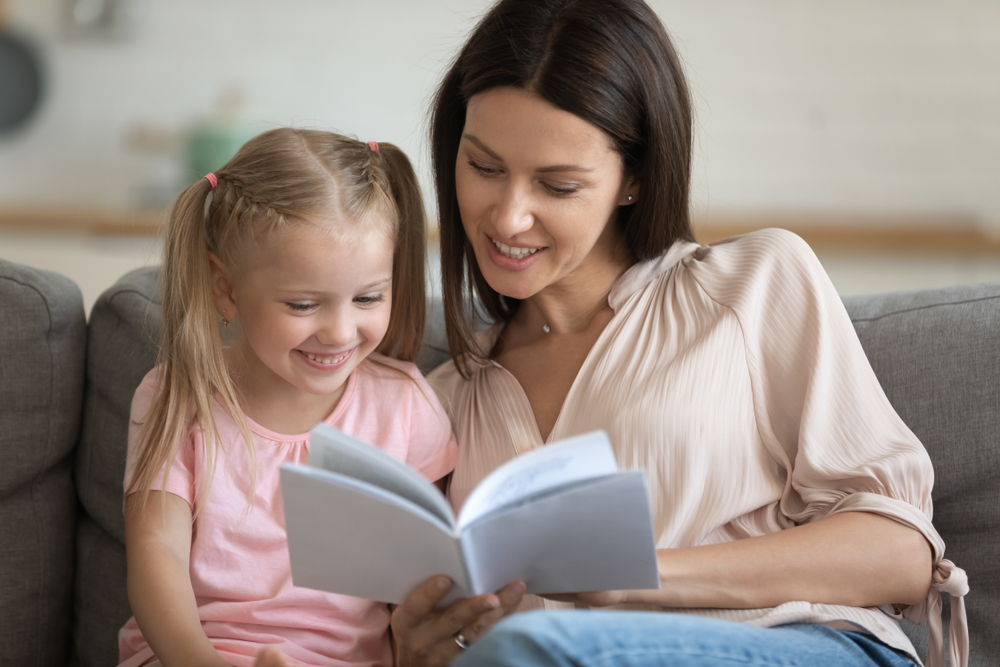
[309,424,455,528]
[457,430,618,528]
[280,464,471,605]
[461,471,660,597]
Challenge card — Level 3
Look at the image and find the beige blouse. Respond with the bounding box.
[429,229,968,667]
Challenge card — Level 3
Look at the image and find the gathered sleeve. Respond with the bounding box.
[695,228,968,667]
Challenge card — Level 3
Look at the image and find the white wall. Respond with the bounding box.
[1,0,997,227]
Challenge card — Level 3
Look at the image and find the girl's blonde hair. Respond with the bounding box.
[126,128,426,510]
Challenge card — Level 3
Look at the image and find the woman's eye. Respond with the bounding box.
[468,160,500,177]
[355,293,386,306]
[285,302,316,312]
[544,182,580,196]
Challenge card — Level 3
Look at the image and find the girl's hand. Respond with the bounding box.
[254,645,297,667]
[391,576,526,667]
[540,589,628,607]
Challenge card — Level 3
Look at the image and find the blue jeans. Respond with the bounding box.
[453,611,918,667]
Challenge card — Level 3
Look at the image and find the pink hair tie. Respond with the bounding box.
[204,173,218,190]
[367,141,379,152]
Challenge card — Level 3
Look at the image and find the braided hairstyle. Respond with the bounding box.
[127,128,426,511]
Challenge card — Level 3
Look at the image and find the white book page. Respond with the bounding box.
[461,471,659,596]
[457,430,618,528]
[280,464,470,605]
[309,424,455,528]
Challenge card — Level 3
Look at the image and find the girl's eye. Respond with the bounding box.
[468,160,500,177]
[354,293,386,306]
[285,302,317,312]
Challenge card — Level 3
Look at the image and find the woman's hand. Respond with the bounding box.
[540,589,628,607]
[391,576,526,667]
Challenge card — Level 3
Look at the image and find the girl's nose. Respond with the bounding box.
[491,182,534,239]
[316,309,355,347]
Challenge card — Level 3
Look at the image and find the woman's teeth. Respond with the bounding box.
[302,350,350,365]
[492,239,539,260]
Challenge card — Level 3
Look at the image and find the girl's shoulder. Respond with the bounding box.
[357,353,425,384]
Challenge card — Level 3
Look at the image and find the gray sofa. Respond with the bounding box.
[1,257,997,667]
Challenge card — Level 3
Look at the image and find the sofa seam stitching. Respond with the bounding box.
[849,294,1000,323]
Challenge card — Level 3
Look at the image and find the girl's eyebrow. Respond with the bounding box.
[462,133,594,174]
[276,277,392,296]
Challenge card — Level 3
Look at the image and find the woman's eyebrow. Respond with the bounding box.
[462,133,594,173]
[462,134,502,160]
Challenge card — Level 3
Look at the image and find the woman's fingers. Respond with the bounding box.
[391,577,525,666]
[454,580,526,643]
[395,575,455,627]
[540,589,626,607]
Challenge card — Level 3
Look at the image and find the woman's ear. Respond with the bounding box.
[207,252,238,321]
[618,177,640,206]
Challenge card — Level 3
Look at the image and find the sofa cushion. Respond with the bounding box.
[845,282,1000,667]
[72,266,161,667]
[0,259,85,667]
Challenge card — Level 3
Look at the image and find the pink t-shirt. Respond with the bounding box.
[119,354,458,667]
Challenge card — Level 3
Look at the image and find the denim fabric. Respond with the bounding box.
[454,611,918,667]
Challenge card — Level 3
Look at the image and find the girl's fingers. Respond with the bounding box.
[254,645,295,667]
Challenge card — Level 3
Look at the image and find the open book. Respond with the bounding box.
[280,425,660,606]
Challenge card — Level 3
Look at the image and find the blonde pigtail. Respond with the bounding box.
[127,177,257,514]
[373,142,427,362]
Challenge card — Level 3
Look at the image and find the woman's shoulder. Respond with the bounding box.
[691,227,821,277]
[679,228,831,305]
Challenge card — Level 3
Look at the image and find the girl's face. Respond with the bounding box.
[218,222,394,404]
[455,86,637,300]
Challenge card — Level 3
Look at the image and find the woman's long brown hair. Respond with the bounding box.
[431,0,694,376]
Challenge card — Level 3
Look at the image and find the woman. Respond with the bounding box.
[388,1,969,667]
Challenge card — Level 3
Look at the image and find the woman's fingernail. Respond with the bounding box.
[437,577,451,590]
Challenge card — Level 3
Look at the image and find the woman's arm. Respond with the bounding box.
[554,511,932,609]
[125,491,231,667]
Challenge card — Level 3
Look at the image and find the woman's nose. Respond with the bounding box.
[491,182,534,239]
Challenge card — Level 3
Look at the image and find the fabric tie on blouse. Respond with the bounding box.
[908,559,969,667]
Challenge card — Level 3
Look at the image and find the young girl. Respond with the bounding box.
[118,128,457,667]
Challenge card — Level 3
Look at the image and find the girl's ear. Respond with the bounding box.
[207,252,239,321]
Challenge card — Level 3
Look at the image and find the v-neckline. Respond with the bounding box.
[485,298,625,452]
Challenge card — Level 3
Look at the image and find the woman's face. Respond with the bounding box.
[455,87,637,300]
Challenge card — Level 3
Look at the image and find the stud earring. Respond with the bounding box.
[626,195,634,202]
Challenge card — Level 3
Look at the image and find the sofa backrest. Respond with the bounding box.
[0,259,86,667]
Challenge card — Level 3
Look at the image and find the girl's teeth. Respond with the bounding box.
[493,239,539,260]
[304,351,348,365]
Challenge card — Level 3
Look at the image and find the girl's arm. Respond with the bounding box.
[125,491,231,667]
[552,510,932,609]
